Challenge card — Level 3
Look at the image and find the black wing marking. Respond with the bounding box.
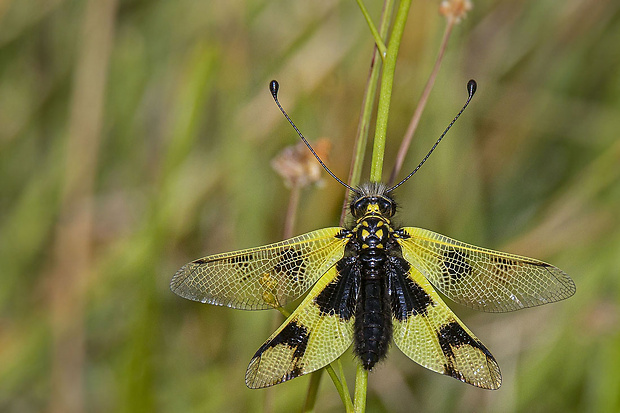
[389,257,501,389]
[171,228,346,310]
[398,228,575,312]
[246,264,356,388]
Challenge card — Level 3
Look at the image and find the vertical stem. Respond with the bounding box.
[370,0,412,182]
[326,364,354,413]
[353,367,368,413]
[341,0,394,224]
[302,369,323,412]
[355,0,388,58]
[352,1,412,411]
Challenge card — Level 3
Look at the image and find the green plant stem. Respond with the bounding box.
[342,0,394,224]
[302,368,322,412]
[336,359,350,396]
[326,363,354,412]
[352,1,412,411]
[370,0,412,182]
[355,0,387,58]
[341,1,412,411]
[353,367,368,413]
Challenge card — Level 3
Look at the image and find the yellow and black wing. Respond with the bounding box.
[390,262,501,389]
[170,228,347,310]
[246,264,355,388]
[398,227,576,313]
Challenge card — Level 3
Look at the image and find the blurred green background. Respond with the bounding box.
[1,0,619,412]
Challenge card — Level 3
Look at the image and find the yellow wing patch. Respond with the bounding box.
[398,228,576,312]
[246,265,354,388]
[392,265,501,389]
[170,228,346,310]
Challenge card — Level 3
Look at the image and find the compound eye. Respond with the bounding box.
[378,198,393,216]
[352,200,366,217]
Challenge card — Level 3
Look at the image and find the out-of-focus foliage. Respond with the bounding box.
[1,0,619,412]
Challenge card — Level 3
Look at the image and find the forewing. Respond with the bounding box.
[398,227,576,312]
[170,228,346,310]
[246,262,356,388]
[390,260,501,389]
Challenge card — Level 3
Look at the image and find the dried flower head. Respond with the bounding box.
[271,138,332,189]
[439,0,473,24]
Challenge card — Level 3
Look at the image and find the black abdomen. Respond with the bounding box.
[354,259,392,370]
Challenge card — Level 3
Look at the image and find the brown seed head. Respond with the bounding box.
[439,0,473,24]
[271,138,332,188]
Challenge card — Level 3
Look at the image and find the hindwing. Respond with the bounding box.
[171,228,347,310]
[398,228,576,312]
[389,259,501,389]
[246,262,357,388]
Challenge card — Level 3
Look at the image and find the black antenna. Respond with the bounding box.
[387,79,477,193]
[270,80,357,192]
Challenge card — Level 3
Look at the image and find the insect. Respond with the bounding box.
[171,80,575,390]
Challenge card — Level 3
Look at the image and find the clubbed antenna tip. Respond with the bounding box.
[387,79,478,192]
[269,80,356,193]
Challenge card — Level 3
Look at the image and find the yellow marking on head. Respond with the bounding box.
[366,203,380,214]
[376,220,384,227]
[376,228,384,238]
[361,229,370,239]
